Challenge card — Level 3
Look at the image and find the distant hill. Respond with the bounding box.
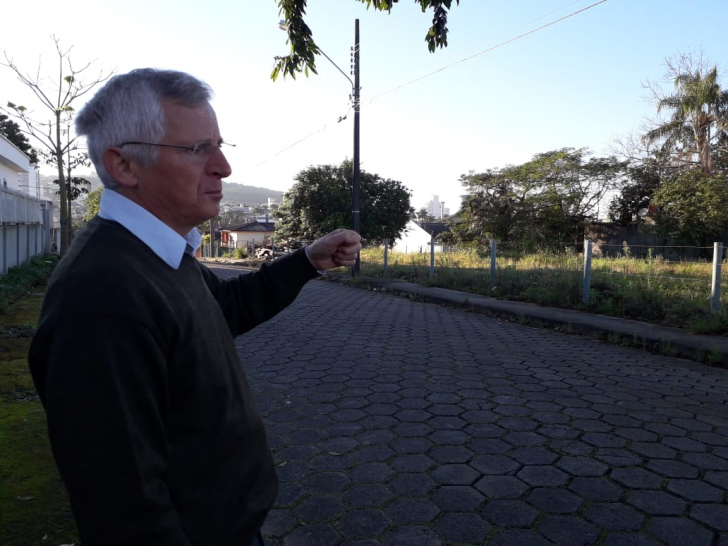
[40,174,285,206]
[221,181,285,206]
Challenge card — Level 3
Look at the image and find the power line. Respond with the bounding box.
[251,0,608,168]
[365,0,609,107]
[252,106,352,169]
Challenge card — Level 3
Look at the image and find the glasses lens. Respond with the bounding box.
[193,143,220,157]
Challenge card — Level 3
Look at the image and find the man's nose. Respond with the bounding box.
[207,147,232,178]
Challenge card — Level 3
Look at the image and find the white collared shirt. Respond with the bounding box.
[98,189,202,270]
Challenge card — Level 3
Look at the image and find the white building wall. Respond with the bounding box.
[0,134,31,194]
[392,220,443,254]
[425,194,450,219]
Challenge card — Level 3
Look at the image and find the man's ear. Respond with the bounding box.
[102,147,138,188]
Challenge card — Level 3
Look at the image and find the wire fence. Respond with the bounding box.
[356,238,728,331]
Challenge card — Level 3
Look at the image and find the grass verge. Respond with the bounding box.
[359,248,728,334]
[0,255,79,546]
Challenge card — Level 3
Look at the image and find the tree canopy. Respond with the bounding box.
[273,0,460,80]
[642,54,728,174]
[2,36,110,255]
[275,159,412,242]
[0,113,37,163]
[448,148,625,251]
[608,53,728,245]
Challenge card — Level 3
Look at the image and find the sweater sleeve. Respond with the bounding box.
[34,310,191,546]
[198,247,320,337]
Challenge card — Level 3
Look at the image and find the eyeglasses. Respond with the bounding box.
[120,141,235,160]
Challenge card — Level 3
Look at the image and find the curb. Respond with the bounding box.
[323,273,728,367]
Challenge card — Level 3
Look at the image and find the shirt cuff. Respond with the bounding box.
[304,246,326,275]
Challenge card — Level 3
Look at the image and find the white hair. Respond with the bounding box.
[75,68,212,188]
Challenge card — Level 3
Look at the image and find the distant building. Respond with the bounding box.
[392,221,450,254]
[0,133,41,197]
[227,220,275,250]
[424,195,450,219]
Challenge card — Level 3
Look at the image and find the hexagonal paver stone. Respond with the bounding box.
[626,490,687,515]
[683,452,728,470]
[630,442,678,459]
[357,429,396,445]
[646,459,700,479]
[539,515,600,546]
[470,455,521,475]
[557,456,609,477]
[539,426,581,440]
[261,508,296,537]
[276,460,312,481]
[284,523,339,546]
[517,465,570,487]
[482,499,539,527]
[601,532,663,546]
[512,447,558,465]
[431,463,480,485]
[337,509,390,537]
[392,438,433,454]
[393,423,432,437]
[705,471,728,489]
[346,460,394,484]
[395,409,431,422]
[568,477,624,502]
[341,484,394,508]
[354,445,396,463]
[276,481,306,506]
[468,438,511,454]
[429,430,470,446]
[321,438,359,455]
[647,517,715,546]
[391,454,435,473]
[387,473,436,496]
[527,488,584,514]
[584,503,644,531]
[662,437,707,452]
[434,513,491,544]
[431,485,485,511]
[582,433,627,448]
[497,417,539,431]
[295,496,345,523]
[310,453,355,472]
[300,468,352,494]
[475,475,529,499]
[691,504,728,531]
[610,467,663,489]
[504,431,548,446]
[666,479,724,502]
[430,446,473,463]
[595,448,643,467]
[487,529,553,546]
[385,498,440,524]
[381,526,442,546]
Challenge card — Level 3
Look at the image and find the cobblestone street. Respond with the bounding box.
[211,268,728,546]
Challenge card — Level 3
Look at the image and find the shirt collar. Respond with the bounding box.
[98,189,201,269]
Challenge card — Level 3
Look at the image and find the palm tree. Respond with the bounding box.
[643,66,728,173]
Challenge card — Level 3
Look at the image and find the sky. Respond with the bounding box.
[2,0,727,213]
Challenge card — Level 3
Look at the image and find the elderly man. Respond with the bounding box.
[28,69,361,546]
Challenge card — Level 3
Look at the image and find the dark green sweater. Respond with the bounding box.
[29,217,319,546]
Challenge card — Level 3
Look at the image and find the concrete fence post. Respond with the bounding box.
[583,239,593,303]
[429,234,435,279]
[383,239,389,276]
[490,239,497,288]
[711,242,723,313]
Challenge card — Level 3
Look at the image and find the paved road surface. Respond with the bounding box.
[211,266,728,546]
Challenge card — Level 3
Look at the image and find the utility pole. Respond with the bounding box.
[352,19,361,276]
